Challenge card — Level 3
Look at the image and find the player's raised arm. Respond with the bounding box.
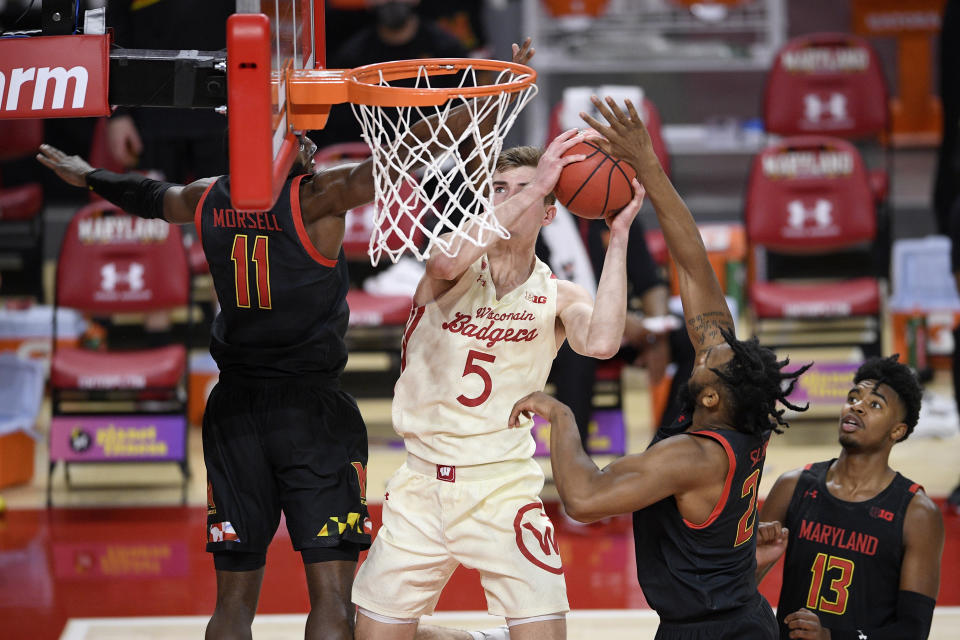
[422,128,586,287]
[582,96,734,352]
[557,179,645,359]
[36,143,212,224]
[306,39,538,221]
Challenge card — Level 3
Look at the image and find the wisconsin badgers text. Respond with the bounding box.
[441,311,539,348]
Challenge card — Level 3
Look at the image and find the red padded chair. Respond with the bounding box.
[745,136,881,351]
[765,32,890,205]
[48,202,191,505]
[0,119,45,297]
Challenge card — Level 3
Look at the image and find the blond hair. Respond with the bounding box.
[495,146,556,205]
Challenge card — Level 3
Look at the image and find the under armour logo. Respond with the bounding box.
[804,489,818,499]
[787,199,833,230]
[804,92,848,123]
[100,262,145,291]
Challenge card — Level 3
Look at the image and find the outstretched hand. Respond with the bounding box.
[508,391,570,428]
[36,144,95,188]
[580,96,658,179]
[530,127,586,198]
[512,37,535,66]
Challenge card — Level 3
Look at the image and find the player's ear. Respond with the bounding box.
[699,385,721,409]
[890,421,907,443]
[541,204,557,226]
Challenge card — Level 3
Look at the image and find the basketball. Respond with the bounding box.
[554,140,638,219]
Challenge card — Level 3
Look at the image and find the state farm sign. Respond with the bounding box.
[0,34,110,118]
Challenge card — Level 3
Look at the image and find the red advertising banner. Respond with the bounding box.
[0,34,110,118]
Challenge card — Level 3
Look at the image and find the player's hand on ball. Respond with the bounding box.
[36,144,96,188]
[532,128,586,197]
[606,178,644,232]
[509,391,570,428]
[580,96,658,179]
[755,520,789,570]
[784,608,830,639]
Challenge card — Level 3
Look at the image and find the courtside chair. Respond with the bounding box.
[48,202,191,506]
[745,136,881,356]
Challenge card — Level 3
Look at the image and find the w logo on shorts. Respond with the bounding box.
[513,502,563,575]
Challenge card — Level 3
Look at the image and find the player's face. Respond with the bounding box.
[492,166,551,236]
[838,380,906,450]
[687,343,734,405]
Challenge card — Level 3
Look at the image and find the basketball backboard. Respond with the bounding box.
[228,0,323,210]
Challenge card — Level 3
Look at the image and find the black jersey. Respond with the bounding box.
[633,421,770,622]
[776,460,921,638]
[195,174,349,380]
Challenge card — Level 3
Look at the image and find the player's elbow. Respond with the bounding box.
[563,498,603,524]
[425,256,461,282]
[581,338,620,360]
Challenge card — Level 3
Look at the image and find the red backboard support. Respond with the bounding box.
[228,1,323,211]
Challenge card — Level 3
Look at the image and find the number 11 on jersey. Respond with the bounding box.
[231,234,272,310]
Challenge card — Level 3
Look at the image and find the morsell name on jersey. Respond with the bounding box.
[441,312,539,348]
[797,518,879,556]
[212,208,283,232]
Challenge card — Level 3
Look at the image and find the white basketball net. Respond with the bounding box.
[350,64,538,264]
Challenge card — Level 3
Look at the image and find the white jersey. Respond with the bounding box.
[393,256,559,465]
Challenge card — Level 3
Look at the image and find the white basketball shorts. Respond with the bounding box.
[352,454,569,619]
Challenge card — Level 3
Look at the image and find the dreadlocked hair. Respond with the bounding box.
[853,354,921,442]
[709,327,813,437]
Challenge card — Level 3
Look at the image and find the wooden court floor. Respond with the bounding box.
[1,365,959,639]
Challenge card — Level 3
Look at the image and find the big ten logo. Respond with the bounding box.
[525,291,547,304]
[869,506,895,522]
[784,199,838,237]
[803,93,850,125]
[513,502,563,575]
[781,47,870,73]
[762,151,854,179]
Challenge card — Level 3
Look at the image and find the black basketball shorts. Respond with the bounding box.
[202,378,371,566]
[655,594,778,640]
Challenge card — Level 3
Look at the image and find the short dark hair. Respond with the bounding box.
[853,354,922,441]
[709,328,812,437]
[495,145,556,205]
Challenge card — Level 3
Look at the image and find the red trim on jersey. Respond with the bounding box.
[291,174,337,267]
[804,463,813,470]
[909,482,923,494]
[193,178,218,247]
[400,304,425,372]
[683,431,736,530]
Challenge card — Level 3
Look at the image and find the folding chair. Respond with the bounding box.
[764,32,892,274]
[745,136,881,354]
[48,202,191,505]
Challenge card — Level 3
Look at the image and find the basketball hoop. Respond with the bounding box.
[290,59,537,264]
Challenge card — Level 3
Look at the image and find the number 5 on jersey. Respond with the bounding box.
[231,234,271,309]
[457,349,496,407]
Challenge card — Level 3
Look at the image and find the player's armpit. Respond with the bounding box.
[166,178,217,224]
[301,160,375,222]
